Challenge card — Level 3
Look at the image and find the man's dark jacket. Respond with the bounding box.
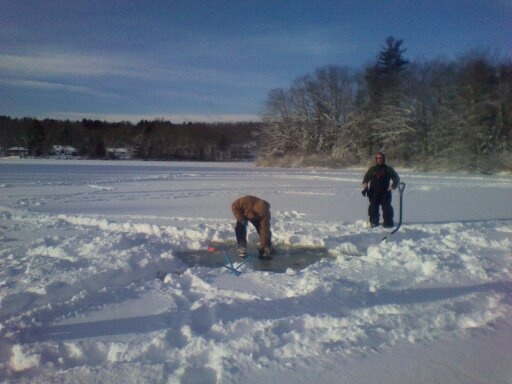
[363,164,399,197]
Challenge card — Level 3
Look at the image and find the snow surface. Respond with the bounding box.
[1,159,511,384]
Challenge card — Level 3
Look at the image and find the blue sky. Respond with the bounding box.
[1,0,510,123]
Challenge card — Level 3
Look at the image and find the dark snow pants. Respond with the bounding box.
[368,190,394,227]
[235,219,272,249]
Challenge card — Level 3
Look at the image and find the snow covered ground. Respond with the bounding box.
[1,159,511,384]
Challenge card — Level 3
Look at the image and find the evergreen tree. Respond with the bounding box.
[364,36,411,157]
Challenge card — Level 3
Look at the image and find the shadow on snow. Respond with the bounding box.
[14,281,512,344]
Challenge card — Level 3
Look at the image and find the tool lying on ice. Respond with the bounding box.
[208,246,252,276]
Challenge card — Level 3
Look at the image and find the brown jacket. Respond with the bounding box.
[231,195,271,249]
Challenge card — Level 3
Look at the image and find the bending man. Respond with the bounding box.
[231,195,273,259]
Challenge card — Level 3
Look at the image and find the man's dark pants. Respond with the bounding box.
[235,219,271,248]
[368,191,394,227]
[235,220,249,247]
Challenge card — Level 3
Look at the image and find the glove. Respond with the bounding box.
[361,188,368,197]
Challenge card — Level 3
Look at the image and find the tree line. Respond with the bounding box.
[0,117,262,161]
[260,37,512,171]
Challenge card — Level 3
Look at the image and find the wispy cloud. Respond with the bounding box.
[189,25,358,59]
[0,53,120,77]
[0,77,119,98]
[0,51,275,89]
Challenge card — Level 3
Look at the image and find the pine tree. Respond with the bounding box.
[364,37,411,157]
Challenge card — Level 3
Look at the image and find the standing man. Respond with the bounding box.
[231,195,273,259]
[362,152,400,228]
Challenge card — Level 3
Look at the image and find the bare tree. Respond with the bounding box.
[261,66,358,161]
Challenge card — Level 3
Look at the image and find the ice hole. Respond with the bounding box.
[174,244,333,273]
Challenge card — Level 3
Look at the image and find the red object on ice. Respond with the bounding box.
[208,246,216,252]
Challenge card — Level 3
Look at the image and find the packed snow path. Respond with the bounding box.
[1,160,511,383]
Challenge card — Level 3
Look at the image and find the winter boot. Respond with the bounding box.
[238,246,247,258]
[259,247,273,260]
